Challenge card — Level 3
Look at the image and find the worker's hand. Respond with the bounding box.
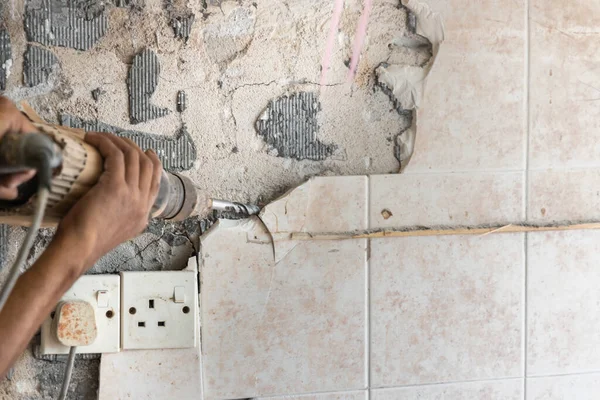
[56,133,162,270]
[0,97,37,200]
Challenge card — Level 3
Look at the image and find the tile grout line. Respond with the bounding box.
[372,376,524,391]
[365,175,371,396]
[523,0,531,398]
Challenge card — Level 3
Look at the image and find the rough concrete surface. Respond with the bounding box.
[0,0,433,397]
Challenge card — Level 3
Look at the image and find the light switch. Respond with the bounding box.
[174,286,185,303]
[97,290,110,308]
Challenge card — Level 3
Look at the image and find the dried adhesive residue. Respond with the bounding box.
[24,0,109,51]
[0,28,11,91]
[255,92,336,161]
[171,14,195,42]
[61,115,197,172]
[127,48,171,124]
[23,45,59,88]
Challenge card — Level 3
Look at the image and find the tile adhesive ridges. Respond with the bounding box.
[61,114,197,172]
[24,0,108,51]
[171,14,195,42]
[255,91,336,161]
[0,28,10,91]
[23,45,59,87]
[127,48,171,124]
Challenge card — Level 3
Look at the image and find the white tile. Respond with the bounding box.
[98,347,202,400]
[371,234,524,387]
[255,391,367,400]
[261,176,368,235]
[528,230,600,375]
[404,0,525,172]
[527,373,600,400]
[528,169,600,222]
[529,0,600,169]
[200,217,367,399]
[371,379,523,400]
[369,172,525,229]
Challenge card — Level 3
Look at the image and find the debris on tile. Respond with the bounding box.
[381,209,393,220]
[202,7,255,64]
[176,90,186,112]
[256,92,336,161]
[127,48,171,124]
[23,45,59,88]
[0,28,11,91]
[61,115,197,172]
[171,14,195,42]
[24,0,109,51]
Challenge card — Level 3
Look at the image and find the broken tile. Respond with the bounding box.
[61,114,196,172]
[403,0,525,172]
[370,234,523,387]
[256,392,367,400]
[528,169,600,223]
[98,347,202,399]
[127,49,171,124]
[200,217,367,399]
[371,379,523,400]
[528,230,600,375]
[527,373,600,399]
[0,28,10,91]
[23,45,59,88]
[24,0,109,51]
[369,172,525,229]
[529,0,600,169]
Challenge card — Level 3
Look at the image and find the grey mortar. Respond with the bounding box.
[0,28,10,91]
[255,92,336,161]
[171,14,195,42]
[24,0,109,51]
[0,224,7,271]
[128,48,171,124]
[176,90,186,112]
[61,114,197,172]
[23,44,60,87]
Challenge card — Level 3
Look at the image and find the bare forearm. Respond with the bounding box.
[0,230,93,378]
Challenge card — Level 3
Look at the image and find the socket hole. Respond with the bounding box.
[149,299,154,309]
[129,307,136,315]
[138,321,145,327]
[158,321,165,327]
[106,310,114,319]
[182,306,190,314]
[50,311,55,319]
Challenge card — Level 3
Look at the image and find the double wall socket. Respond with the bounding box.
[120,268,198,350]
[41,275,120,355]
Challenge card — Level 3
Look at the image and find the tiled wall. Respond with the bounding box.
[100,0,600,399]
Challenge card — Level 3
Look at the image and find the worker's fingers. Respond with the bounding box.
[145,149,162,210]
[138,149,155,194]
[85,133,125,180]
[103,135,141,185]
[0,170,36,189]
[0,187,18,200]
[0,97,38,137]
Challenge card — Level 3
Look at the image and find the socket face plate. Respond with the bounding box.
[41,275,120,354]
[120,270,198,350]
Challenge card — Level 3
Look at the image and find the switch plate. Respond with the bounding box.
[41,275,120,355]
[120,269,198,350]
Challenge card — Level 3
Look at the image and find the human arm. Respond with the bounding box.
[0,98,162,377]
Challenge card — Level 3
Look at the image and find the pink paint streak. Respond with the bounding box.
[347,0,374,82]
[320,0,345,86]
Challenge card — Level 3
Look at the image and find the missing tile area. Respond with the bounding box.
[128,49,171,124]
[61,114,197,172]
[24,0,109,51]
[255,92,336,161]
[23,45,59,87]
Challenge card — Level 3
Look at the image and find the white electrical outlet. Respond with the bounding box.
[120,267,198,350]
[41,275,120,355]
